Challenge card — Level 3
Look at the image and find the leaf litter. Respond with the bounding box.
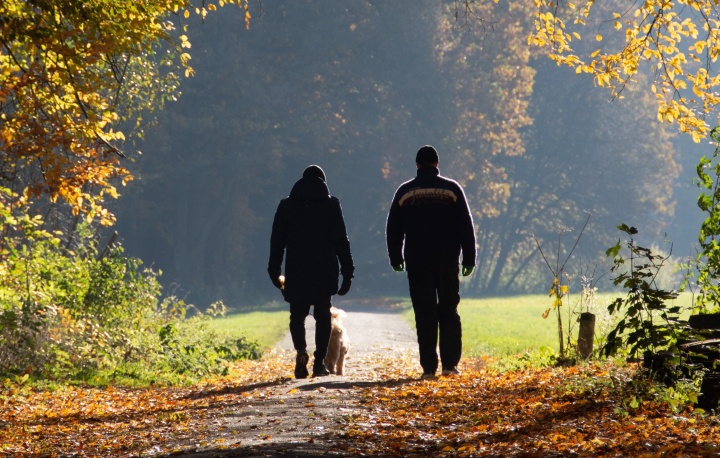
[2,350,720,456]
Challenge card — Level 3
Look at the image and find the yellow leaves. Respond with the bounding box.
[0,0,201,225]
[596,72,612,86]
[244,2,252,30]
[347,360,717,457]
[528,1,719,142]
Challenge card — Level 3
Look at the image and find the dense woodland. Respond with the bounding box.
[7,6,720,456]
[2,0,720,383]
[111,1,700,308]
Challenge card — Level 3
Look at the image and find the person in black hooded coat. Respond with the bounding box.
[268,165,354,378]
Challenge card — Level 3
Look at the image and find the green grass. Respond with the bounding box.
[402,292,696,357]
[460,296,560,356]
[400,295,559,357]
[209,303,289,351]
[210,292,697,358]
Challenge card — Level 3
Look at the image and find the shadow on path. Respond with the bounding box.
[162,304,418,458]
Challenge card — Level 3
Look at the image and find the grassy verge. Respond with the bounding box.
[209,302,289,351]
[212,292,696,359]
[400,295,558,357]
[401,292,696,358]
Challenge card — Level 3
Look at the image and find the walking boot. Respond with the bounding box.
[312,359,330,377]
[295,351,309,379]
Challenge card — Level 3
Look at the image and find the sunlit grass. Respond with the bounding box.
[209,302,288,351]
[402,292,696,357]
[400,295,558,357]
[211,292,696,358]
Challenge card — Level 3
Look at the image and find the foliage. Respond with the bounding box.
[694,126,720,312]
[527,0,720,142]
[0,0,249,227]
[469,19,679,296]
[603,224,685,359]
[436,0,537,218]
[0,210,261,384]
[610,368,701,418]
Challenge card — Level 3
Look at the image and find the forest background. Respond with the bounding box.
[109,0,703,309]
[5,1,720,441]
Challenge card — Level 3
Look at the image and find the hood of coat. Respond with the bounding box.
[289,176,330,202]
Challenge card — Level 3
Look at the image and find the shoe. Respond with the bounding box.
[441,367,460,376]
[421,372,436,380]
[295,352,309,379]
[312,361,330,377]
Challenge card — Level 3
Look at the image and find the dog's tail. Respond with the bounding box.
[330,306,346,319]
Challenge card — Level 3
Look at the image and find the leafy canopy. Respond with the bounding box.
[0,0,248,225]
[528,0,720,142]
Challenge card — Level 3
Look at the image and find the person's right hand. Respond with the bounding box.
[392,262,405,272]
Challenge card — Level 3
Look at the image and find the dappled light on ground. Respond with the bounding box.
[0,349,417,456]
[2,351,720,456]
[342,361,720,457]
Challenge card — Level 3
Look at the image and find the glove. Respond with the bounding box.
[392,262,405,272]
[338,277,352,296]
[461,265,474,277]
[269,270,283,289]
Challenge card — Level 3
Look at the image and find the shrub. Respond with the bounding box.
[0,214,261,385]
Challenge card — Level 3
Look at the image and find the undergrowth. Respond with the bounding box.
[0,213,261,387]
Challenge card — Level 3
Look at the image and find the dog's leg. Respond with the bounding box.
[324,344,337,374]
[336,349,346,376]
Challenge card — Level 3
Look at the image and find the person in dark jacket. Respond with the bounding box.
[386,146,476,380]
[268,165,354,378]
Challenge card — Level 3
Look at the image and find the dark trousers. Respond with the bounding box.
[407,263,462,374]
[289,298,332,361]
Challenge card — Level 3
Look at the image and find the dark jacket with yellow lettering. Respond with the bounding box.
[386,166,476,269]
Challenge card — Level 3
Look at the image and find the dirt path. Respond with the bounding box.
[172,299,419,457]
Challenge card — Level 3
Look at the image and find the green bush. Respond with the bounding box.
[0,215,261,385]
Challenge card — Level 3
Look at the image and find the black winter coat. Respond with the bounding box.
[386,166,476,269]
[268,176,354,303]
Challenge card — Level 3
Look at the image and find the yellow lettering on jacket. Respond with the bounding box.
[398,188,458,206]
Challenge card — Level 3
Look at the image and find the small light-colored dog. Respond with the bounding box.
[324,306,349,375]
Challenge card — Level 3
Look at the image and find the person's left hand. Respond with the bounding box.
[461,265,474,277]
[338,277,352,295]
[269,270,283,289]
